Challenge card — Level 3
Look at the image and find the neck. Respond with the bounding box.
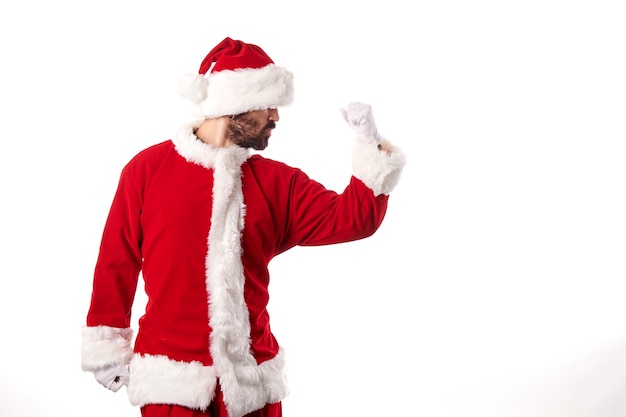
[194,117,232,147]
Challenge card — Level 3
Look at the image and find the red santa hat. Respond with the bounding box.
[178,37,294,119]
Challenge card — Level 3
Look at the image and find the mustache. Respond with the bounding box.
[264,121,276,130]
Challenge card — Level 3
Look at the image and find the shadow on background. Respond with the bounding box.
[520,340,626,417]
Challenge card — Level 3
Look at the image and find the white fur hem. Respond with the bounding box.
[219,349,289,417]
[127,353,217,410]
[126,351,288,416]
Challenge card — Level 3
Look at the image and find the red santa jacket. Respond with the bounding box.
[81,123,406,417]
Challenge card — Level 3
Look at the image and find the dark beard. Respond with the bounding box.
[227,114,276,150]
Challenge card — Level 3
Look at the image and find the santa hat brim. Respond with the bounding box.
[179,64,294,119]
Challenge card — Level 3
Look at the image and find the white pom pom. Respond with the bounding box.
[177,73,208,104]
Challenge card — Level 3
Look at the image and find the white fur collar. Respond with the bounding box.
[172,121,251,169]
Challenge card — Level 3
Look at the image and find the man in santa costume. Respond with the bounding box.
[81,37,406,417]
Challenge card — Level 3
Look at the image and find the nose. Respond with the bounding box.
[268,108,279,122]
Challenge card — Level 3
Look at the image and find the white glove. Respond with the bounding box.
[340,102,382,145]
[94,364,130,392]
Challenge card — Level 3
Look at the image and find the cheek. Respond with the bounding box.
[250,119,265,134]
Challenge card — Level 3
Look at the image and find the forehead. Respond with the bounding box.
[247,109,272,116]
[231,108,277,121]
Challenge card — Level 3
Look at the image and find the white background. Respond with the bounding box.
[1,1,625,416]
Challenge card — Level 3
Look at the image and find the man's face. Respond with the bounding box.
[227,109,279,150]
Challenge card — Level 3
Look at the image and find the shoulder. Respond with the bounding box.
[245,154,324,194]
[246,154,302,175]
[117,140,176,182]
[130,140,174,161]
[123,140,175,168]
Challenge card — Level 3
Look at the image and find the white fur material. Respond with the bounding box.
[81,325,134,371]
[127,353,217,410]
[172,125,289,417]
[352,139,407,196]
[205,135,268,417]
[172,122,251,169]
[178,73,209,104]
[125,350,287,414]
[185,64,294,119]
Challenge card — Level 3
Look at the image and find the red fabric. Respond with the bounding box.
[199,37,274,75]
[140,384,282,417]
[87,140,388,365]
[86,139,389,409]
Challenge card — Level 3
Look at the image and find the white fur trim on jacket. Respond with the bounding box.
[205,135,281,417]
[352,139,406,196]
[172,124,288,417]
[127,353,217,410]
[172,122,251,169]
[126,350,288,413]
[81,325,134,371]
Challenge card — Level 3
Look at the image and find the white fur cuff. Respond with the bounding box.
[81,325,134,371]
[352,139,406,196]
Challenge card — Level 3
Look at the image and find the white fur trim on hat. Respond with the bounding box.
[179,64,294,119]
[178,73,209,104]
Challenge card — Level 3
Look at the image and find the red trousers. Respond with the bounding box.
[140,384,282,417]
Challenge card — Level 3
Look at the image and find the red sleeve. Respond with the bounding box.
[86,160,143,328]
[281,170,389,249]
